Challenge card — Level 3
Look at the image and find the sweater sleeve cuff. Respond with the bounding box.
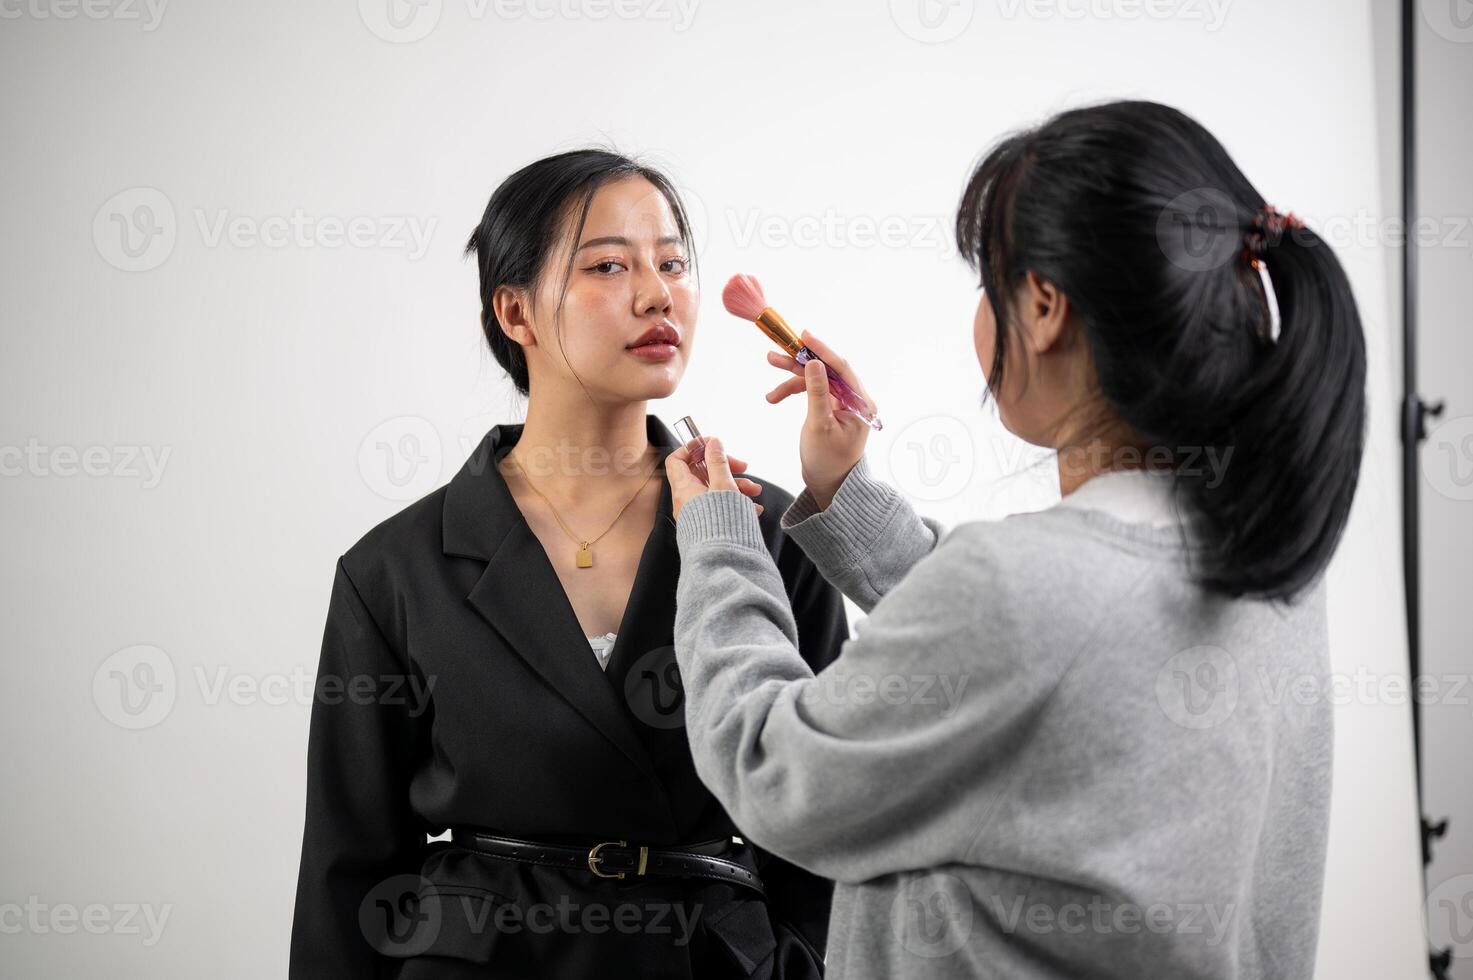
[675,489,767,553]
[779,455,902,569]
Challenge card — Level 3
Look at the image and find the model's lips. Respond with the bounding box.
[626,343,678,361]
[627,324,681,348]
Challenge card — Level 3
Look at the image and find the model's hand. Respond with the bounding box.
[765,330,873,509]
[667,438,763,522]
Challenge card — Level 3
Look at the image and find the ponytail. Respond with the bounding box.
[1188,220,1367,600]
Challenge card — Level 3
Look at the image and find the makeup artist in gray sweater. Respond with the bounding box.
[663,101,1367,979]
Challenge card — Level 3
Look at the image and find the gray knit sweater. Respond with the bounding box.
[672,456,1332,979]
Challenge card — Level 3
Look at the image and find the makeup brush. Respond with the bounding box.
[722,274,883,431]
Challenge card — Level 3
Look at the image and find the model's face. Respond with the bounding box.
[525,177,697,402]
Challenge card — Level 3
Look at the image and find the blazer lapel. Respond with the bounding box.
[442,414,686,784]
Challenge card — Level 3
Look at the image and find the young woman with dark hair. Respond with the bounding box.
[665,101,1366,979]
[289,149,848,978]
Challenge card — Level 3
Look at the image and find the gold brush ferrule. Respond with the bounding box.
[754,308,803,356]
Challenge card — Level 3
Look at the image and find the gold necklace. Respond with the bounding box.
[506,448,662,569]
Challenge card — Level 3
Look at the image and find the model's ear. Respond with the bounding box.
[491,284,536,349]
[1019,270,1073,355]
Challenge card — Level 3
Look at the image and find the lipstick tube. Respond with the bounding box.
[673,415,709,486]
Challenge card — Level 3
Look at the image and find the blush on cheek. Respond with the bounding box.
[556,288,625,351]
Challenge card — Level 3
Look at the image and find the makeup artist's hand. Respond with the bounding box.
[667,438,764,523]
[765,330,875,510]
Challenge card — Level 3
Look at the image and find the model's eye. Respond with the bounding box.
[589,260,627,275]
[661,257,689,275]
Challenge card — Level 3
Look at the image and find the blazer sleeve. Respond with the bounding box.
[289,556,428,979]
[778,455,946,613]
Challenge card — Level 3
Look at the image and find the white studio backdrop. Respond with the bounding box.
[0,0,1430,976]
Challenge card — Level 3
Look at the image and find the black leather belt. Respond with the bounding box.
[449,829,766,899]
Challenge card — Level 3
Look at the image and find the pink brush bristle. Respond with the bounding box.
[722,274,770,321]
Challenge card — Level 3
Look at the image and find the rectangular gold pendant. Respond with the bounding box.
[575,546,593,568]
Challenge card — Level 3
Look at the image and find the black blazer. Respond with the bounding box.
[289,414,849,979]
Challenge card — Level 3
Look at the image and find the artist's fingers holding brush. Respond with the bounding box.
[765,337,877,420]
[765,349,825,406]
[764,352,808,405]
[796,330,878,417]
[798,351,871,509]
[766,349,802,375]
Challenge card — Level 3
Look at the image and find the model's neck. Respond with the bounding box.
[507,395,661,503]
